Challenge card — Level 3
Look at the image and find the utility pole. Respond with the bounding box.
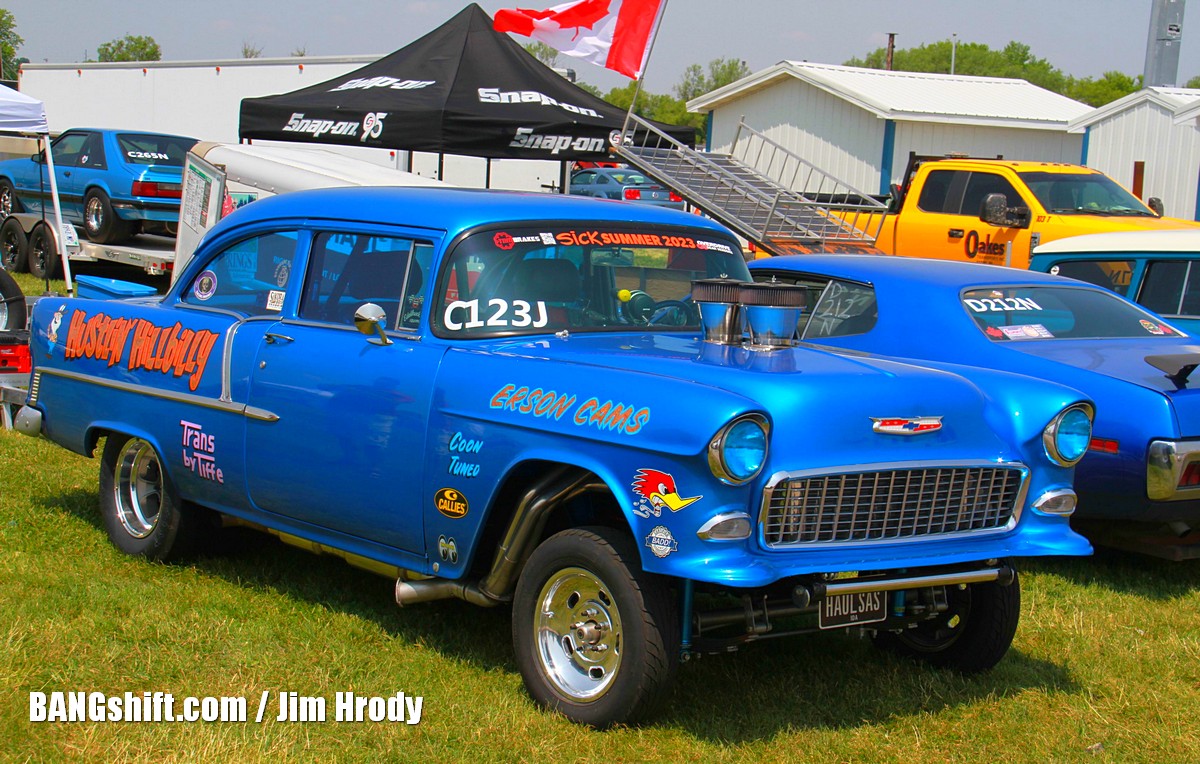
[886,33,896,70]
[1144,0,1186,87]
[950,33,958,75]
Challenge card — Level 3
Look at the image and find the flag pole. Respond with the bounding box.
[623,0,671,136]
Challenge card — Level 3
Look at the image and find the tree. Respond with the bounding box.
[291,46,307,57]
[96,34,161,62]
[0,9,22,81]
[1187,75,1200,89]
[845,38,1139,106]
[523,42,560,68]
[673,57,750,102]
[241,41,263,59]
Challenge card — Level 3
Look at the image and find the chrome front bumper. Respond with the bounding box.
[1147,440,1200,501]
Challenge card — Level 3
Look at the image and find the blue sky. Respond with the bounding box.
[11,1,1186,94]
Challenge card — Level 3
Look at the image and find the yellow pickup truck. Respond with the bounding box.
[872,157,1200,269]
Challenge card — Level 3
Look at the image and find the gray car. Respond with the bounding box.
[569,167,684,209]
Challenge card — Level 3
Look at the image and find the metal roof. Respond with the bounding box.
[687,62,1092,131]
[1068,86,1200,131]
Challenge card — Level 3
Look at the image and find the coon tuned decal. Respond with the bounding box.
[62,310,220,391]
[447,431,483,478]
[631,469,701,519]
[435,487,469,519]
[489,384,651,435]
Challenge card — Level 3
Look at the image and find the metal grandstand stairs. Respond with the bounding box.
[613,115,888,255]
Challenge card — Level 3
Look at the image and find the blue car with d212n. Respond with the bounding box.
[16,187,1093,727]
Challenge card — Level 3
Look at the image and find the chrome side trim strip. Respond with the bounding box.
[38,367,279,422]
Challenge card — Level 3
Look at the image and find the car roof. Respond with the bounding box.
[217,185,730,235]
[1033,229,1200,254]
[749,254,1072,290]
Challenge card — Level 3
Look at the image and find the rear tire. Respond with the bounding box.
[0,217,28,272]
[99,435,207,561]
[0,267,25,331]
[512,527,678,728]
[83,188,134,244]
[26,224,60,281]
[872,570,1020,674]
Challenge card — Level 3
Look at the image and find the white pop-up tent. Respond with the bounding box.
[0,86,72,301]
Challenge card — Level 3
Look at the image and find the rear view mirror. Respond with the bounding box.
[30,152,43,163]
[980,193,1031,229]
[354,303,393,345]
[1148,197,1165,217]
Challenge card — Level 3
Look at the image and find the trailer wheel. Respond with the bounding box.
[26,224,60,281]
[83,189,134,244]
[0,217,28,273]
[0,179,22,216]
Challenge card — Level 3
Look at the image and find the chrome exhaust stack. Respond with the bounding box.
[739,282,807,350]
[691,278,746,345]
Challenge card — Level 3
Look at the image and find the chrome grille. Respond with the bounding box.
[761,465,1025,547]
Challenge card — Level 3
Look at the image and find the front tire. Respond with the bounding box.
[83,188,134,244]
[99,435,203,561]
[872,571,1021,674]
[513,527,678,728]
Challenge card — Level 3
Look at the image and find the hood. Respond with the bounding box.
[444,333,1017,467]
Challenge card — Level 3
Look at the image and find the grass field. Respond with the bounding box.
[1,429,1198,763]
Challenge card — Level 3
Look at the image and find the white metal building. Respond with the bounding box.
[1069,87,1200,220]
[16,57,566,192]
[687,62,1092,196]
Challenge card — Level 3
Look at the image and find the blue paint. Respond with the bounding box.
[1080,126,1090,165]
[880,120,896,195]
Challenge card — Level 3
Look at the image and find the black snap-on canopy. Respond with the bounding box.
[238,4,692,161]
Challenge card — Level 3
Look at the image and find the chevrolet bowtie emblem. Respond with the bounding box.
[871,416,943,435]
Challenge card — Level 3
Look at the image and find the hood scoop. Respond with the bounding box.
[1145,346,1200,389]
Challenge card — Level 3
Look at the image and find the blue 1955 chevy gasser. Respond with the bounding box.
[16,187,1093,728]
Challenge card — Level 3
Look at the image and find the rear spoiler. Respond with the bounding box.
[1145,347,1200,389]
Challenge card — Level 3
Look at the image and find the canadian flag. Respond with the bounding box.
[493,0,666,79]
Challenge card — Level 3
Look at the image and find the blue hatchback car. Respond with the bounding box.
[16,188,1093,726]
[0,128,197,244]
[750,254,1200,558]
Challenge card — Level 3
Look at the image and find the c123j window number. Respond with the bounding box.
[443,299,549,331]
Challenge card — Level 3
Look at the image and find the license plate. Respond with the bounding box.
[818,590,888,629]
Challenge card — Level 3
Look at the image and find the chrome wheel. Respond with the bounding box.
[533,565,624,703]
[85,195,106,234]
[0,184,13,215]
[113,439,164,539]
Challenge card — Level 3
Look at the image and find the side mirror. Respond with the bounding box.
[1148,197,1165,217]
[353,303,393,345]
[980,192,1031,229]
[31,152,43,163]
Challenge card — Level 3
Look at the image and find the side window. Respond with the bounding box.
[1049,260,1134,296]
[79,133,106,170]
[573,171,595,185]
[961,172,1021,218]
[50,133,89,167]
[182,230,299,315]
[299,232,427,330]
[916,170,956,213]
[803,280,877,339]
[1139,260,1200,317]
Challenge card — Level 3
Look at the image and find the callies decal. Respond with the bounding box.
[871,416,943,435]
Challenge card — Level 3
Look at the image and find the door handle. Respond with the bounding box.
[63,170,71,177]
[264,332,294,344]
[948,229,964,239]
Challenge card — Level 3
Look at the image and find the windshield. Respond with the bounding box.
[1019,171,1153,216]
[117,133,196,166]
[434,224,749,338]
[964,285,1185,341]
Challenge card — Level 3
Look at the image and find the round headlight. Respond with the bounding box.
[709,415,768,484]
[1043,404,1094,467]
